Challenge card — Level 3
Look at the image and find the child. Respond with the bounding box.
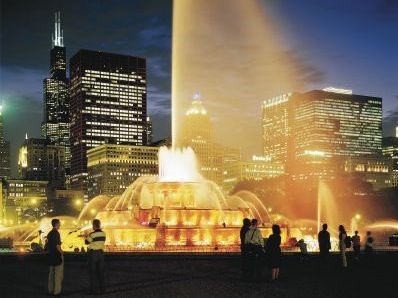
[296,239,308,262]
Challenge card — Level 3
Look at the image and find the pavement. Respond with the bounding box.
[0,252,396,298]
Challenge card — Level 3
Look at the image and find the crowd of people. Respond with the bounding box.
[43,217,376,295]
[240,219,376,282]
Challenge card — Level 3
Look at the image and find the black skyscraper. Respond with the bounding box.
[69,50,147,194]
[0,103,10,179]
[41,12,70,173]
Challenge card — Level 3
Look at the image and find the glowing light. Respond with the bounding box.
[355,214,361,220]
[304,150,325,156]
[90,209,97,215]
[74,199,82,207]
[30,198,37,205]
[18,146,28,168]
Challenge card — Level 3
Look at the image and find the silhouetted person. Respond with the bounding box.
[240,218,251,253]
[46,218,63,296]
[85,219,106,295]
[352,231,361,261]
[364,231,374,266]
[339,225,348,268]
[318,223,331,265]
[295,239,308,262]
[364,231,374,254]
[266,224,281,281]
[244,219,264,280]
[240,218,251,281]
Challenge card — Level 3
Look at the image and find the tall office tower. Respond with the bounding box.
[146,116,153,144]
[69,50,147,193]
[262,93,292,163]
[0,103,10,179]
[181,95,240,186]
[41,12,70,172]
[18,137,65,189]
[262,88,383,180]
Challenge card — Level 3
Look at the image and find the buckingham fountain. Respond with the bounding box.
[3,147,281,252]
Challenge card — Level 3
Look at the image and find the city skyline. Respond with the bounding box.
[1,0,398,175]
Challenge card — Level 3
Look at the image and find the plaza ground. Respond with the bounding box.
[0,252,396,298]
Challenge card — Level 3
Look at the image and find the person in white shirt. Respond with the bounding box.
[244,219,264,280]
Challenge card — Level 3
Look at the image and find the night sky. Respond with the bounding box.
[1,0,397,175]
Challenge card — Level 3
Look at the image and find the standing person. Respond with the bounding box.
[240,218,251,281]
[85,219,106,295]
[364,231,374,254]
[46,218,64,296]
[244,219,264,281]
[295,239,308,262]
[364,231,374,266]
[338,225,348,268]
[265,224,282,281]
[352,231,361,262]
[318,223,331,265]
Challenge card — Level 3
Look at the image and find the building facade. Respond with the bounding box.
[382,136,398,186]
[262,88,384,187]
[181,96,240,186]
[6,179,48,223]
[343,155,392,190]
[262,93,292,163]
[18,137,65,188]
[222,155,284,193]
[146,116,153,145]
[69,50,147,193]
[87,144,158,198]
[41,12,70,172]
[0,104,10,179]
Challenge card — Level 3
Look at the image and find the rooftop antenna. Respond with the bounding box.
[52,11,64,47]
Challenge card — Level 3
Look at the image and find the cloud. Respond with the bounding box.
[383,107,398,137]
[138,26,170,48]
[284,50,326,86]
[147,86,171,115]
[0,66,46,100]
[148,56,170,79]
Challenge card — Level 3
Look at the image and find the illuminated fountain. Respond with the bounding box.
[57,147,279,252]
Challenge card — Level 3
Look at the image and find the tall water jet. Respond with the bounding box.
[317,180,339,234]
[172,0,303,151]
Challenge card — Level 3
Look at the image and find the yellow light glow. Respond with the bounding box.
[355,214,361,220]
[31,198,37,205]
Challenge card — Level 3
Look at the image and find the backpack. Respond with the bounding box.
[344,235,352,248]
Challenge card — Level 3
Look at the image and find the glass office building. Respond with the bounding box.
[69,50,147,193]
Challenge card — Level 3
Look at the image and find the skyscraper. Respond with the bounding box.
[18,137,65,189]
[262,88,383,181]
[181,95,240,186]
[41,12,70,173]
[146,116,153,144]
[69,50,147,193]
[87,144,158,198]
[0,103,11,179]
[262,93,292,163]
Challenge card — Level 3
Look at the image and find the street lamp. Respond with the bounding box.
[74,199,82,207]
